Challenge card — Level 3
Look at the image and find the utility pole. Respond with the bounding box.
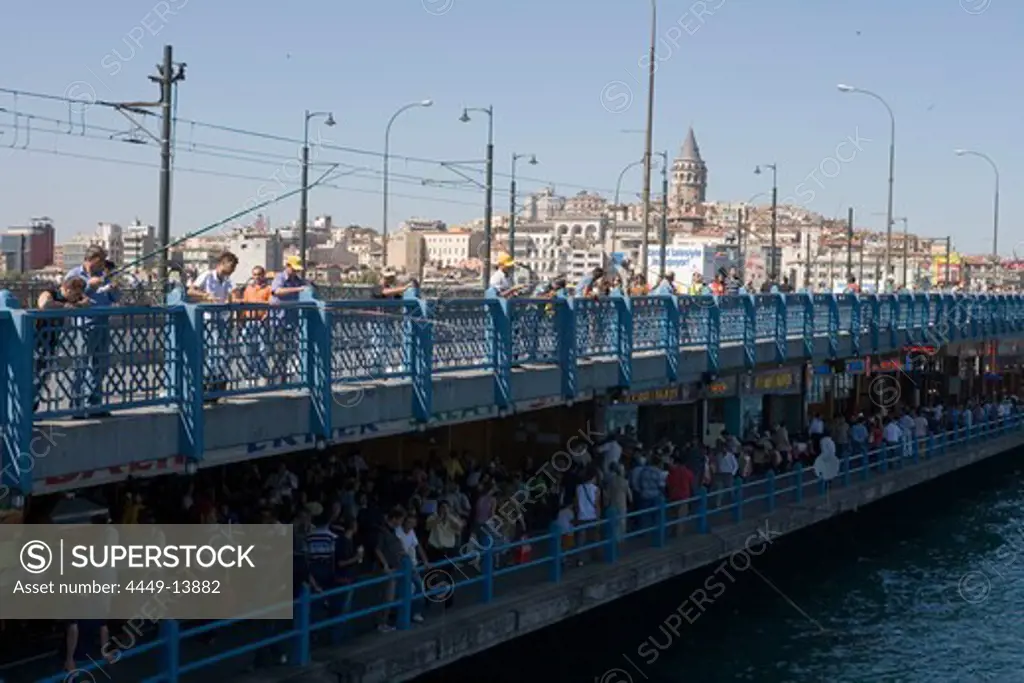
[846,207,854,278]
[804,231,811,289]
[658,150,668,279]
[640,0,657,282]
[151,45,185,284]
[945,236,952,287]
[858,242,865,285]
[736,208,745,281]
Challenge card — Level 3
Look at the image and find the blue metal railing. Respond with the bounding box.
[35,412,1024,683]
[1,290,1021,494]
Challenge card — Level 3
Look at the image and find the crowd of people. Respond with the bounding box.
[15,385,1019,676]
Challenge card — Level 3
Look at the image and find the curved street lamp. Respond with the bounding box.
[381,99,433,267]
[754,164,778,279]
[460,106,495,287]
[300,110,336,268]
[954,148,1000,261]
[508,152,538,262]
[837,83,896,281]
[610,159,645,263]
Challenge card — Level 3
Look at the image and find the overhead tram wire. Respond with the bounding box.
[0,114,509,200]
[2,85,626,197]
[0,132,491,209]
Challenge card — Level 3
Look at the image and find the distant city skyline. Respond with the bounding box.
[0,1,1018,256]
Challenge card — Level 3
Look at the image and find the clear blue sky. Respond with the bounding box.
[0,0,1018,256]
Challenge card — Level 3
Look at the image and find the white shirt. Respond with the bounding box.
[899,415,915,434]
[914,416,929,437]
[395,527,420,566]
[717,452,739,476]
[575,482,600,521]
[556,507,575,534]
[809,418,825,435]
[598,440,622,473]
[195,270,233,303]
[883,422,903,444]
[489,269,511,291]
[818,436,836,461]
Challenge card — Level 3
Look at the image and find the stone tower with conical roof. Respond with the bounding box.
[670,127,707,214]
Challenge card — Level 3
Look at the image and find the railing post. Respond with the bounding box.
[880,445,889,473]
[171,296,205,464]
[707,301,721,375]
[0,292,32,498]
[827,294,839,358]
[556,295,577,401]
[302,292,332,443]
[161,618,180,683]
[869,294,881,354]
[549,521,563,582]
[863,447,871,480]
[655,498,667,547]
[606,506,620,563]
[733,477,743,522]
[482,542,494,603]
[801,293,814,359]
[842,451,851,487]
[410,299,433,422]
[698,487,709,533]
[665,296,680,382]
[850,294,861,357]
[292,584,311,666]
[397,557,413,630]
[742,295,756,369]
[912,436,920,465]
[613,291,633,388]
[795,464,804,503]
[767,470,776,511]
[486,292,512,410]
[775,293,787,363]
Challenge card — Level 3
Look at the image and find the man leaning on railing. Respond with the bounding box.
[64,245,119,417]
[188,251,239,398]
[488,254,529,298]
[34,278,91,412]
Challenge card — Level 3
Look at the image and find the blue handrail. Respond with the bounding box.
[0,291,1020,495]
[34,412,1024,683]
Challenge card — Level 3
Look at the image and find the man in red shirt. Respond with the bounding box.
[665,456,696,537]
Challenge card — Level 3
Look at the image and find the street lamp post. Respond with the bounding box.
[300,109,336,268]
[945,236,952,287]
[954,149,1000,260]
[509,152,538,264]
[611,159,645,263]
[895,217,909,288]
[656,150,668,279]
[838,84,895,281]
[754,164,778,280]
[460,106,495,288]
[738,191,768,282]
[382,99,433,267]
[640,0,657,281]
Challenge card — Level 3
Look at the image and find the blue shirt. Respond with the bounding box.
[850,423,868,444]
[271,272,306,304]
[65,265,120,307]
[575,276,594,297]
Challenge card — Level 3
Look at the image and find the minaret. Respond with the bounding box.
[671,127,708,212]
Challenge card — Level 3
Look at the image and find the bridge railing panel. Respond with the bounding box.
[631,295,672,353]
[679,296,714,347]
[28,305,179,418]
[575,297,620,358]
[430,299,496,372]
[718,296,745,343]
[197,303,312,400]
[752,294,777,343]
[325,300,417,385]
[509,298,561,365]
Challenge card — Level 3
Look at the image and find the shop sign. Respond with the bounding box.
[621,384,683,405]
[748,368,801,395]
[701,376,737,399]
